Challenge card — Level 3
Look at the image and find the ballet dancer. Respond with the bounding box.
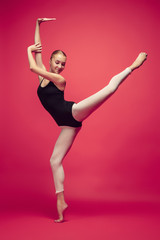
[27,18,147,222]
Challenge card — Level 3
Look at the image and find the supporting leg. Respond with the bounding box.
[72,52,147,122]
[50,126,81,222]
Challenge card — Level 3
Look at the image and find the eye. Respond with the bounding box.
[62,63,65,67]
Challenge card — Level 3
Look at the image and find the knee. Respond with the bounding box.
[108,81,118,93]
[72,104,79,119]
[50,154,61,171]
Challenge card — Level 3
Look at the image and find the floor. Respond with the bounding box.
[1,198,160,240]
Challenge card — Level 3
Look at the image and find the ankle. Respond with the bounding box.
[129,65,136,71]
[57,191,65,201]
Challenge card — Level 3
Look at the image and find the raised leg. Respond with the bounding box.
[72,52,147,122]
[50,126,81,222]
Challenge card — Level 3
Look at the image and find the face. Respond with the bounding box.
[50,53,66,74]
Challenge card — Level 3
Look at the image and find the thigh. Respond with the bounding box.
[51,127,81,161]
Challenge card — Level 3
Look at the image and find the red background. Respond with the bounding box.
[1,0,160,239]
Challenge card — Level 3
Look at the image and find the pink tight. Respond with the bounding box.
[50,67,132,193]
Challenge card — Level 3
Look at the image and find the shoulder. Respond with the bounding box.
[39,78,50,87]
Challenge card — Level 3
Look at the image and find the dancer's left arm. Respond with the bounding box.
[27,43,65,88]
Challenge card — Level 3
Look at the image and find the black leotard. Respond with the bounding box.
[37,81,82,127]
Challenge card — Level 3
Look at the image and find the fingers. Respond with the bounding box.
[43,18,56,21]
[35,48,42,53]
[35,42,41,46]
[37,17,56,22]
[34,42,42,52]
[34,49,42,53]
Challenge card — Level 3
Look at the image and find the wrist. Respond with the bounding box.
[27,46,34,52]
[37,19,41,25]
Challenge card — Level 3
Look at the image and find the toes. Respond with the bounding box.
[139,52,147,60]
[55,218,64,223]
[141,52,147,57]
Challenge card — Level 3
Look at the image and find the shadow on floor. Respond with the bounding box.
[0,191,160,219]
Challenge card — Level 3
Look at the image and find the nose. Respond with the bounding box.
[57,65,63,73]
[57,63,61,68]
[58,64,65,70]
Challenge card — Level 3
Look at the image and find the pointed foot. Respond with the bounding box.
[54,203,68,223]
[130,52,148,71]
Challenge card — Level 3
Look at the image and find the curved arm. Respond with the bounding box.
[27,45,66,90]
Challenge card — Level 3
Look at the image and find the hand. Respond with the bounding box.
[37,18,56,24]
[28,43,42,53]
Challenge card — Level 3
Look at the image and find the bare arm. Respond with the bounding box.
[34,18,56,82]
[27,44,66,90]
[34,20,44,69]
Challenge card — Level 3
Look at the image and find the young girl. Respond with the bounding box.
[27,18,147,222]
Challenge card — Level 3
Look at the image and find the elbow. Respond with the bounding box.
[29,65,35,72]
[57,78,66,90]
[29,66,33,71]
[61,78,66,87]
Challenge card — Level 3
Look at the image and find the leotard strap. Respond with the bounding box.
[40,78,45,86]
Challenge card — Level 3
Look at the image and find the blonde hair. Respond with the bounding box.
[50,50,67,60]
